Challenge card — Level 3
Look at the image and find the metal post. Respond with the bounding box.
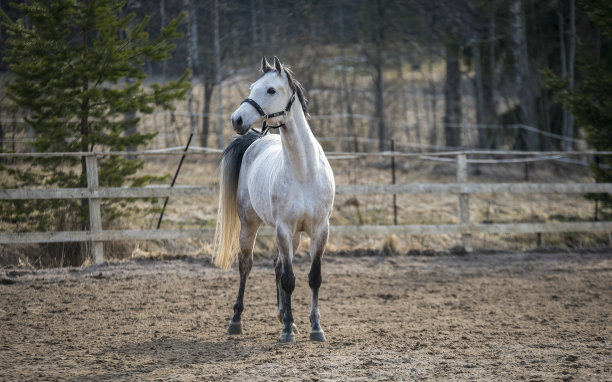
[457,154,472,252]
[86,155,104,265]
[390,139,397,225]
[157,132,194,229]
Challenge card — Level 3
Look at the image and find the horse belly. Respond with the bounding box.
[243,165,279,226]
[239,138,282,225]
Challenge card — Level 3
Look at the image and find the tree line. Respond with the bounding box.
[1,0,609,152]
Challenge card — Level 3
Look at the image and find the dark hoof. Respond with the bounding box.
[279,332,295,343]
[227,321,242,335]
[309,330,326,342]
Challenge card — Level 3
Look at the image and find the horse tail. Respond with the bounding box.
[212,131,259,269]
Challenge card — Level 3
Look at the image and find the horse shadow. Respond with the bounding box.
[70,335,267,381]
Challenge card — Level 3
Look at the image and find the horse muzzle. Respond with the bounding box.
[230,112,252,135]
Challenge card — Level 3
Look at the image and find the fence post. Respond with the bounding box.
[457,154,472,252]
[390,139,398,225]
[86,155,104,265]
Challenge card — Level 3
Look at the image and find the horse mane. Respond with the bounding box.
[262,64,309,118]
[283,67,309,118]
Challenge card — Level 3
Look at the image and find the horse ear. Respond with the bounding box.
[261,56,270,72]
[273,56,283,73]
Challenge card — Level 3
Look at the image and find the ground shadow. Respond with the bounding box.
[71,335,265,381]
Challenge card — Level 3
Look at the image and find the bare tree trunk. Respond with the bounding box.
[160,0,166,79]
[11,110,18,153]
[566,0,575,151]
[200,84,213,147]
[163,111,169,148]
[250,0,260,75]
[596,26,601,63]
[190,1,200,75]
[80,21,91,227]
[427,54,438,147]
[337,0,356,152]
[0,111,4,153]
[185,0,195,135]
[259,0,267,55]
[509,0,539,150]
[374,0,386,151]
[124,78,137,155]
[555,6,567,92]
[214,0,223,148]
[443,41,462,148]
[556,0,568,149]
[473,37,487,149]
[409,61,422,150]
[422,74,432,147]
[488,13,502,149]
[396,51,410,143]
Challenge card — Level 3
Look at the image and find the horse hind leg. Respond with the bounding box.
[308,225,329,342]
[227,221,259,335]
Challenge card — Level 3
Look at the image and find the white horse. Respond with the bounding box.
[213,56,335,342]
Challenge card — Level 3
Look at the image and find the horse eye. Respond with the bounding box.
[267,87,276,95]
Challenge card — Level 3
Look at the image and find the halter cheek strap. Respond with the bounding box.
[240,92,296,136]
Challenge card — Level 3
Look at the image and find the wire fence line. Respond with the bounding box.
[1,151,611,265]
[2,114,588,146]
[442,122,587,145]
[1,147,611,167]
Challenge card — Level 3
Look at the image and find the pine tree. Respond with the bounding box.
[0,0,189,265]
[547,0,612,216]
[579,0,612,215]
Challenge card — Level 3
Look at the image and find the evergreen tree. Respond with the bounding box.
[547,0,612,215]
[0,0,189,264]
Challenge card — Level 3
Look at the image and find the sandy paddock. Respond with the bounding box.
[1,250,610,381]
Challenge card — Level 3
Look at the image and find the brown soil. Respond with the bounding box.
[1,251,610,381]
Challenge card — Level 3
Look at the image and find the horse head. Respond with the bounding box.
[230,56,306,135]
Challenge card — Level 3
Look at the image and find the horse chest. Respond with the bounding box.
[273,177,333,223]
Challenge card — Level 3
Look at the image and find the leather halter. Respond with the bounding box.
[240,92,296,136]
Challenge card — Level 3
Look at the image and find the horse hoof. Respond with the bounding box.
[227,321,242,335]
[309,330,326,342]
[280,332,295,343]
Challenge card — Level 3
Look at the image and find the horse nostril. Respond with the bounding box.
[236,116,243,127]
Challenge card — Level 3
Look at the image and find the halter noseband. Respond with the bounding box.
[240,92,296,136]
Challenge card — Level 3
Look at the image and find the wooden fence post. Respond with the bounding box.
[86,155,104,265]
[457,154,473,252]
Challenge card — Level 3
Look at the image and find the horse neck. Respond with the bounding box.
[280,102,319,181]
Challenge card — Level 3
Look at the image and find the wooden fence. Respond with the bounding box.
[1,151,611,265]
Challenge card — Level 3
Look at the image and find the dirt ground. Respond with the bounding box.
[1,250,610,381]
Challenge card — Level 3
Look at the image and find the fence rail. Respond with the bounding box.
[2,182,610,201]
[3,222,612,243]
[1,152,611,265]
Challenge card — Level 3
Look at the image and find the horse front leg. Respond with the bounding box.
[275,234,300,329]
[308,224,329,342]
[276,225,296,342]
[228,223,258,335]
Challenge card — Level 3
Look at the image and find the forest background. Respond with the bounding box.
[0,0,610,266]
